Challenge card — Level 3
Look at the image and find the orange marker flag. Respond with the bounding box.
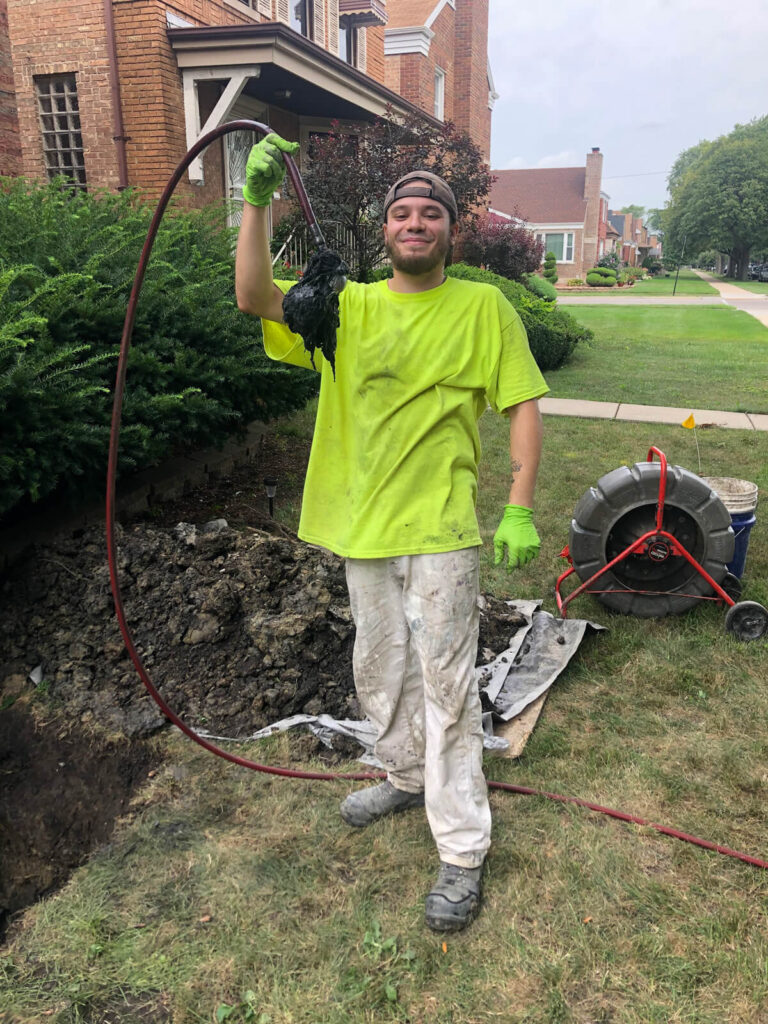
[682,413,696,429]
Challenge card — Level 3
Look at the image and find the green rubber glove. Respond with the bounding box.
[493,504,541,570]
[242,133,300,208]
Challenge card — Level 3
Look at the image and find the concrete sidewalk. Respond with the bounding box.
[557,271,768,329]
[540,397,768,431]
[547,271,768,430]
[694,271,768,328]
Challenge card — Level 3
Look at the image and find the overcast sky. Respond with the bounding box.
[487,0,768,214]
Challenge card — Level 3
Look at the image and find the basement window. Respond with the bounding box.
[35,74,86,188]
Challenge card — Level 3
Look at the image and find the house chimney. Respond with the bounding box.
[583,147,605,269]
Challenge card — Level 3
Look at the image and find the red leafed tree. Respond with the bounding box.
[280,106,494,282]
[457,215,544,281]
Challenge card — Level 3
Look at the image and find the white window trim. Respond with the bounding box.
[536,231,576,263]
[434,66,445,121]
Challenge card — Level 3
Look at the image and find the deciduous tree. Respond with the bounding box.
[281,107,494,282]
[457,215,544,281]
[664,118,768,278]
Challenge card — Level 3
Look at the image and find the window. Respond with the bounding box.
[35,74,86,188]
[339,16,358,64]
[290,0,313,37]
[434,67,445,121]
[537,232,574,262]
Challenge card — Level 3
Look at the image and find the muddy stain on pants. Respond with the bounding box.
[345,548,491,869]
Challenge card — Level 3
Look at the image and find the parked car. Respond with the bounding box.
[748,263,762,279]
[759,266,768,282]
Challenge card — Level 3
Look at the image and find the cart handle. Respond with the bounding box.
[646,446,668,531]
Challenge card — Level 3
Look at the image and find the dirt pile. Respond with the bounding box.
[0,518,529,936]
[1,521,360,738]
[1,520,526,740]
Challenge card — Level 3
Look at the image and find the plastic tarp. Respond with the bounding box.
[197,601,604,760]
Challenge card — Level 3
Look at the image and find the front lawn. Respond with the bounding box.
[3,414,767,1024]
[622,269,719,296]
[560,269,718,297]
[545,305,768,412]
[717,278,768,295]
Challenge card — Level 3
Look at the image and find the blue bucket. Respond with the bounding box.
[703,477,759,580]
[728,510,757,579]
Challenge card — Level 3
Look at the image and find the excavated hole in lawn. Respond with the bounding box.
[0,703,156,943]
[0,446,529,941]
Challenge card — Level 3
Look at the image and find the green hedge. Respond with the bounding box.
[522,273,557,302]
[0,179,318,521]
[586,271,616,287]
[446,263,591,371]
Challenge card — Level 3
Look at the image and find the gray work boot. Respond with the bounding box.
[424,861,484,932]
[340,780,424,827]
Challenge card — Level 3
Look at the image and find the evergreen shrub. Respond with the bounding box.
[446,263,591,371]
[586,271,616,287]
[542,251,558,283]
[0,178,317,521]
[522,273,557,301]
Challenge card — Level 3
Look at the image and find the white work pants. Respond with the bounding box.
[345,549,491,868]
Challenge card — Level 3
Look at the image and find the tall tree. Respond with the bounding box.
[280,107,493,282]
[664,118,768,278]
[619,204,645,218]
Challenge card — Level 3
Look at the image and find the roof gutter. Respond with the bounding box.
[103,0,129,189]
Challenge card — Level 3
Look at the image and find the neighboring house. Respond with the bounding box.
[604,217,621,256]
[608,211,661,266]
[1,0,492,225]
[489,147,605,281]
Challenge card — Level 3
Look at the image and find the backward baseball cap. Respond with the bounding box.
[383,170,458,222]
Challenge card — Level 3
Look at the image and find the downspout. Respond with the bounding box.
[103,0,129,189]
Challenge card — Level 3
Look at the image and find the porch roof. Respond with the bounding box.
[167,22,429,123]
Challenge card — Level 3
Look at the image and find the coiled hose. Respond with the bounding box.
[106,120,768,870]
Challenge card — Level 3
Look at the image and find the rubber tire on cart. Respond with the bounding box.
[725,601,768,641]
[569,461,735,617]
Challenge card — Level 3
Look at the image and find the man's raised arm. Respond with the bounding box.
[235,133,299,322]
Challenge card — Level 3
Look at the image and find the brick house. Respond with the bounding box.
[489,147,607,281]
[0,0,494,229]
[608,211,661,267]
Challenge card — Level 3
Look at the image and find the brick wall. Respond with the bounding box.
[452,0,489,162]
[0,0,20,175]
[428,1,454,122]
[8,0,119,187]
[365,22,385,85]
[115,0,260,203]
[7,0,260,196]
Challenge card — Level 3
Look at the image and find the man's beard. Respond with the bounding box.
[385,232,452,275]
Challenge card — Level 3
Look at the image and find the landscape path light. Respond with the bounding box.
[263,475,278,518]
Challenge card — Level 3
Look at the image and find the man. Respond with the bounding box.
[235,134,548,932]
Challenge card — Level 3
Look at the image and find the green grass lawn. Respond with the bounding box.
[621,269,719,297]
[3,414,768,1024]
[717,278,768,295]
[561,269,718,297]
[547,305,768,412]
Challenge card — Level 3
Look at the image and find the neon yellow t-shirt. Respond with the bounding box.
[261,276,548,558]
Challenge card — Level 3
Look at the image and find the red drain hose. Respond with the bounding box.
[106,122,768,872]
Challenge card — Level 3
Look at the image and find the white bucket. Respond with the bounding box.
[702,476,759,514]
